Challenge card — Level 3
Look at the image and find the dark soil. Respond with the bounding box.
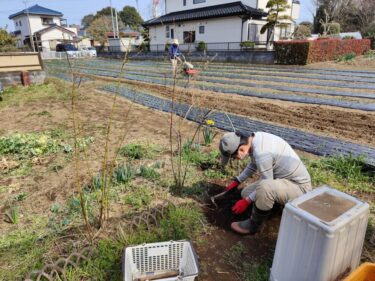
[196,182,281,281]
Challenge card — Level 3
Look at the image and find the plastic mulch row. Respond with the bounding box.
[100,84,375,168]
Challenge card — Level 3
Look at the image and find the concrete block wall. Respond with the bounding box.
[0,70,46,87]
[98,50,275,64]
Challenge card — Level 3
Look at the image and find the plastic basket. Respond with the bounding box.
[123,240,199,281]
[344,263,375,281]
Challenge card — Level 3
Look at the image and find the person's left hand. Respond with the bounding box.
[232,198,252,214]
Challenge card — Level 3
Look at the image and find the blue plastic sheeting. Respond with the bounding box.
[88,59,375,79]
[51,66,375,111]
[100,84,375,167]
[45,60,375,91]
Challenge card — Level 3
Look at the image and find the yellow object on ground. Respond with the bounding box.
[344,263,375,281]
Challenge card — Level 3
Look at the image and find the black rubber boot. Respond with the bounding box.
[248,206,272,234]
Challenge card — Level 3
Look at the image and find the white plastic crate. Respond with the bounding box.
[270,185,369,281]
[123,240,199,281]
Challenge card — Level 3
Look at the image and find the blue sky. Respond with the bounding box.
[0,0,314,31]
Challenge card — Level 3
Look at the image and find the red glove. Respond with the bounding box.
[225,180,239,192]
[232,198,251,214]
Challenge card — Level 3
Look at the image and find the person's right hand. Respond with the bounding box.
[225,180,239,192]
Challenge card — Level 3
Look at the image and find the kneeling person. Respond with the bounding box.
[219,131,312,234]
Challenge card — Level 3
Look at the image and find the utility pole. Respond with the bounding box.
[114,8,119,39]
[109,0,116,39]
[23,0,36,52]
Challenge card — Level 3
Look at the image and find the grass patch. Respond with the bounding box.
[0,217,54,280]
[0,80,70,109]
[182,142,220,170]
[64,204,204,280]
[123,185,152,210]
[119,143,161,160]
[304,155,374,193]
[224,242,271,281]
[139,165,160,181]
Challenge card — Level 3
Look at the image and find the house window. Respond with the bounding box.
[166,26,170,38]
[193,0,205,3]
[171,28,174,39]
[41,17,54,25]
[16,22,18,27]
[183,31,195,43]
[199,26,205,34]
[19,21,22,26]
[183,0,186,6]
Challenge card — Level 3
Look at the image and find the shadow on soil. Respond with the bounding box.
[196,181,281,281]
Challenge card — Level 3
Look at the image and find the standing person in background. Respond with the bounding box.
[219,131,312,235]
[169,39,182,75]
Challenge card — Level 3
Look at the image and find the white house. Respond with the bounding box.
[9,5,78,51]
[143,0,300,51]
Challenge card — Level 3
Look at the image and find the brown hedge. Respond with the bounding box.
[274,39,371,65]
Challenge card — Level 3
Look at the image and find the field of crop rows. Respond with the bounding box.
[44,59,375,166]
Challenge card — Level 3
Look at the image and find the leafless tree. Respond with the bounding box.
[319,9,331,36]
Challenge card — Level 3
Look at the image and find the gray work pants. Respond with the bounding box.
[241,179,312,211]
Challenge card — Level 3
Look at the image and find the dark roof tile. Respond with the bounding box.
[143,1,267,27]
[9,5,63,19]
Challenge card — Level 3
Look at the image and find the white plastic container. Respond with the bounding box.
[270,186,369,281]
[123,240,199,281]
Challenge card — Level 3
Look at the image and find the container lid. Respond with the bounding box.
[298,192,356,222]
[287,185,369,231]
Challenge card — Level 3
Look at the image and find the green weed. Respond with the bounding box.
[202,121,217,146]
[151,161,165,169]
[114,163,134,184]
[92,174,103,190]
[0,132,59,159]
[139,165,160,181]
[225,242,271,281]
[159,204,205,240]
[0,217,53,280]
[13,192,28,202]
[204,169,229,179]
[65,239,123,280]
[336,53,356,62]
[0,81,70,109]
[9,160,33,176]
[119,143,160,159]
[77,136,94,150]
[37,110,52,117]
[5,206,20,224]
[304,155,374,192]
[66,197,83,216]
[63,144,73,153]
[123,185,151,209]
[182,146,220,170]
[50,203,61,213]
[63,204,205,280]
[182,181,207,197]
[364,50,375,59]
